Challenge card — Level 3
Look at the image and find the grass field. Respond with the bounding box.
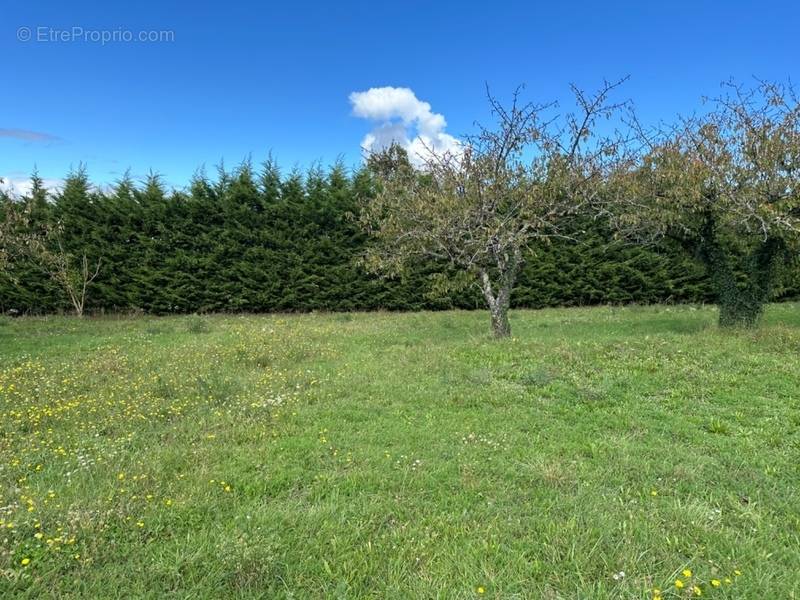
[1,305,799,598]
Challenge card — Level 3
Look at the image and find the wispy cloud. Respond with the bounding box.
[0,128,62,143]
[349,86,460,167]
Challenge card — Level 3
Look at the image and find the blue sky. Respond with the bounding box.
[2,0,799,193]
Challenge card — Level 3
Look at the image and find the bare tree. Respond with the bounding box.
[361,80,629,337]
[28,230,101,317]
[1,184,101,317]
[611,80,800,327]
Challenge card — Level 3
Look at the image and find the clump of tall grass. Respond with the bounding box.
[185,315,211,334]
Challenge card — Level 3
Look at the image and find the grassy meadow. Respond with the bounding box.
[1,305,799,598]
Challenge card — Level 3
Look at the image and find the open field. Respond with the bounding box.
[1,305,799,598]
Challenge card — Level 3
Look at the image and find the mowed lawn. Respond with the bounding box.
[1,306,799,598]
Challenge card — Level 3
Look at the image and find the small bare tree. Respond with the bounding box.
[1,184,101,317]
[28,229,101,317]
[361,80,628,337]
[612,80,800,327]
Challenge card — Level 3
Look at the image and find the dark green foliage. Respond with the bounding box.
[1,164,796,314]
[0,173,64,312]
[697,216,788,328]
[513,217,714,309]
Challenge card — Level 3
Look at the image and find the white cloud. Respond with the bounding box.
[0,175,63,198]
[349,86,460,167]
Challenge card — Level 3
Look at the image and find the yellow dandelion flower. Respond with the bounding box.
[650,490,658,496]
[692,585,702,596]
[476,586,485,594]
[21,558,30,566]
[675,579,684,589]
[724,577,732,584]
[34,532,43,539]
[734,569,742,577]
[682,569,692,578]
[710,579,721,587]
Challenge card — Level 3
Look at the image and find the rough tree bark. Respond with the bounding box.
[478,247,521,338]
[479,270,512,338]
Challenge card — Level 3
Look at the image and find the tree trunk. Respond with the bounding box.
[709,249,761,327]
[716,291,762,328]
[489,302,511,338]
[700,218,783,328]
[479,267,516,339]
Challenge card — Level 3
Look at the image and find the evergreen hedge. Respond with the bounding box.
[1,163,797,315]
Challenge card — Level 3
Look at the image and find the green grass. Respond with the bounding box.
[1,305,799,598]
